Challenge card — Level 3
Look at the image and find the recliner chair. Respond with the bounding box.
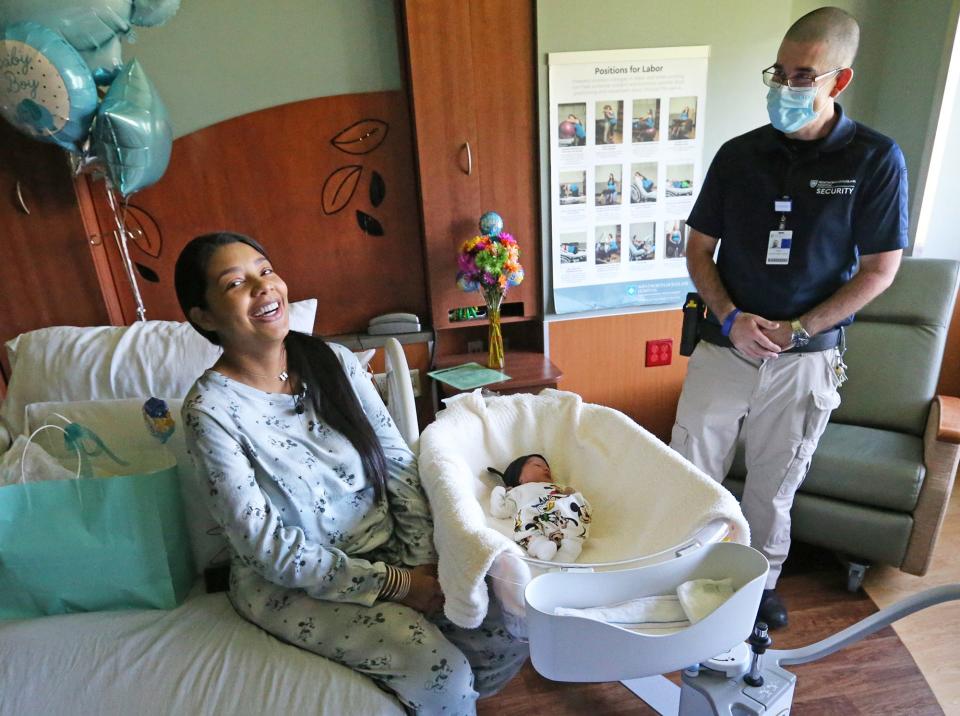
[726,257,960,589]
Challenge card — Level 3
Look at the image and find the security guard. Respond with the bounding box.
[670,6,907,629]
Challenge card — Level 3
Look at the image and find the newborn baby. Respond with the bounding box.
[488,454,591,562]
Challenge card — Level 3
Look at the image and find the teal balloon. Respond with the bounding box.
[131,0,181,27]
[93,58,172,196]
[80,35,124,85]
[0,21,98,152]
[0,1,132,51]
[479,211,503,236]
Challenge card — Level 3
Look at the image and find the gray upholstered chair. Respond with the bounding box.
[726,257,960,589]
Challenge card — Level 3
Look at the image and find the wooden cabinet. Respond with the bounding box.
[401,0,542,357]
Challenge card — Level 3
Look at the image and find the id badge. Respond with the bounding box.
[766,230,792,265]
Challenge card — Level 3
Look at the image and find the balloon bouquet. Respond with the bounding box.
[0,0,180,321]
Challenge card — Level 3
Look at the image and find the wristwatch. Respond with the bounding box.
[790,319,811,348]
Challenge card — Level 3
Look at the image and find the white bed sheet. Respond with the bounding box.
[0,584,403,716]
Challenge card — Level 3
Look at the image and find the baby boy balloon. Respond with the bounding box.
[0,0,132,85]
[0,21,98,152]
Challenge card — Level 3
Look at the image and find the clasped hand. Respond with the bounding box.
[728,312,794,358]
[398,564,445,615]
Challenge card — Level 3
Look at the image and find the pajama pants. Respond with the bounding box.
[228,563,528,716]
[670,341,842,588]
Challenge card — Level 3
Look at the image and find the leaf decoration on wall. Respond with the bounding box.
[369,171,386,207]
[331,119,389,155]
[356,210,384,236]
[134,262,160,283]
[321,165,363,215]
[123,203,163,258]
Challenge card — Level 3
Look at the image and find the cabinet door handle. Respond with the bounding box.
[463,141,473,176]
[14,181,30,215]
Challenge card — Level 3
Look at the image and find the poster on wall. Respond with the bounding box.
[549,46,709,314]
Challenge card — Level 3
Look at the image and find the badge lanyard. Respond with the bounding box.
[767,196,792,265]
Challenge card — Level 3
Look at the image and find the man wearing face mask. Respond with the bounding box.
[670,6,907,630]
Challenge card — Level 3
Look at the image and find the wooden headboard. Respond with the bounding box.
[79,91,429,335]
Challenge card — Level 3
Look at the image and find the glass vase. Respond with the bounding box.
[483,288,505,370]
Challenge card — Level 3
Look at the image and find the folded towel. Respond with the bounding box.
[555,594,688,625]
[677,578,735,623]
[625,623,689,635]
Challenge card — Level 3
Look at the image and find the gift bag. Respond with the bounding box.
[0,422,195,620]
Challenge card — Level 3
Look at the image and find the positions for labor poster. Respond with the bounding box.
[549,46,708,314]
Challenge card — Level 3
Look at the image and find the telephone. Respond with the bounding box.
[367,312,421,335]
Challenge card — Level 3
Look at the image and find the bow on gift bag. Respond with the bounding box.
[0,420,195,619]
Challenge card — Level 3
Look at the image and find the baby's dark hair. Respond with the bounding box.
[487,453,547,488]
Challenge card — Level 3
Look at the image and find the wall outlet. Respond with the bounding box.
[467,340,484,353]
[645,338,673,367]
[373,369,423,398]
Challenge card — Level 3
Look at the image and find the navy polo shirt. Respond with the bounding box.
[688,105,908,326]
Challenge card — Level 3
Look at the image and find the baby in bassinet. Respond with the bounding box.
[487,454,591,562]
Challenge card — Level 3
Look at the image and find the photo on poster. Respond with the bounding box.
[628,222,657,261]
[559,232,588,263]
[632,98,660,143]
[595,100,624,145]
[665,163,695,198]
[595,164,623,206]
[630,162,658,203]
[595,225,622,264]
[559,170,587,205]
[668,97,698,140]
[665,220,687,259]
[557,102,588,147]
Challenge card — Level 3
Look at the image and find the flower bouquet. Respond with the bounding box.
[456,212,524,369]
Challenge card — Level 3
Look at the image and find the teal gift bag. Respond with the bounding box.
[0,424,195,620]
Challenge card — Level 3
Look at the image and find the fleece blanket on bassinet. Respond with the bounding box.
[416,389,749,628]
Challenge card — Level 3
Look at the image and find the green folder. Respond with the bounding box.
[428,362,511,390]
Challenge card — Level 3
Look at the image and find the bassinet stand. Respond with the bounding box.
[616,585,960,715]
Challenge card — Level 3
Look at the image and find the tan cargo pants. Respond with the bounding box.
[670,341,842,588]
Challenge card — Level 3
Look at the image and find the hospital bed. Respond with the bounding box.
[0,303,413,715]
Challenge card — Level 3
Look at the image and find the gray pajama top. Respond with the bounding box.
[182,342,437,607]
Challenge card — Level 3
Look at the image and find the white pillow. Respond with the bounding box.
[1,300,317,440]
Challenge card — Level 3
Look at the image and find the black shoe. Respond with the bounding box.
[757,589,788,630]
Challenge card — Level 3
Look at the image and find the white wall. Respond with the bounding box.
[915,0,960,261]
[124,0,402,138]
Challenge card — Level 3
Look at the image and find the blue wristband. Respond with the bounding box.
[721,308,741,337]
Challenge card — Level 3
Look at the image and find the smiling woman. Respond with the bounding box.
[172,231,527,713]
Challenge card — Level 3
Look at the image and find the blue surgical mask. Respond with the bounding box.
[766,85,820,133]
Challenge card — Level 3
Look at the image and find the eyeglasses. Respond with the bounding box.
[762,65,843,91]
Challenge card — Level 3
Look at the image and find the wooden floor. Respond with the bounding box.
[479,541,944,715]
[865,487,960,715]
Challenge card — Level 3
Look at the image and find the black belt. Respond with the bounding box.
[699,321,841,353]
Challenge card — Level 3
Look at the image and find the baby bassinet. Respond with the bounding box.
[417,390,755,640]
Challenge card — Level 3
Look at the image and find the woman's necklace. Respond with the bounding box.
[226,346,289,382]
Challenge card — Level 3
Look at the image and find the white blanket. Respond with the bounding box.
[417,390,749,628]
